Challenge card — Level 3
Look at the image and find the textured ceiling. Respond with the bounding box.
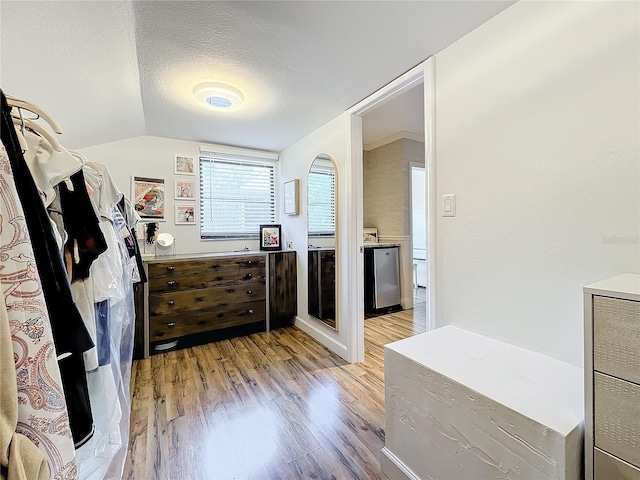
[0,1,514,151]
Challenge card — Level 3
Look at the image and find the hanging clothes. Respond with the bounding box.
[0,145,77,479]
[57,169,107,282]
[0,90,94,447]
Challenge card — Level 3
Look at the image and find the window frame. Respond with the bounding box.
[199,151,279,240]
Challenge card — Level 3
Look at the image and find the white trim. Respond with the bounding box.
[199,143,279,160]
[348,63,425,116]
[380,447,421,480]
[293,316,348,359]
[424,57,437,332]
[378,235,411,243]
[584,291,594,480]
[363,131,425,151]
[345,112,364,363]
[346,59,434,363]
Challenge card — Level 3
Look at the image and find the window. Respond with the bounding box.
[307,159,335,236]
[200,151,278,239]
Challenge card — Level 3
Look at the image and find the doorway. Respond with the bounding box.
[346,58,435,363]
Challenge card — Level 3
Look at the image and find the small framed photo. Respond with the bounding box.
[363,227,378,244]
[175,179,196,200]
[132,176,165,220]
[260,224,282,251]
[283,179,299,215]
[174,154,196,175]
[175,204,196,225]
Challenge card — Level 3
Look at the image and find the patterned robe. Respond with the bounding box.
[0,146,78,479]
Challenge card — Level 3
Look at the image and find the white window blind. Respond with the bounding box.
[308,160,335,236]
[200,151,278,239]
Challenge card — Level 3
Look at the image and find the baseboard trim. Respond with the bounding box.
[380,447,422,480]
[293,316,348,361]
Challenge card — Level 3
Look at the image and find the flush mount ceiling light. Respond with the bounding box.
[194,82,244,112]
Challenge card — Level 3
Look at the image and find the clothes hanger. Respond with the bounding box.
[6,95,63,134]
[85,161,103,176]
[12,115,62,152]
[11,107,29,152]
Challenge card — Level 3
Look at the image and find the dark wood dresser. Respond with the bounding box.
[135,250,297,358]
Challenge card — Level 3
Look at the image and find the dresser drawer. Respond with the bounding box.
[149,282,266,316]
[593,296,640,384]
[149,300,265,341]
[148,255,265,278]
[595,448,640,480]
[594,372,640,468]
[148,266,266,294]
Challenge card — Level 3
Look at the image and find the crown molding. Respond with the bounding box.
[363,131,425,151]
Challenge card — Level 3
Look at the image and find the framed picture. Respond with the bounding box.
[132,176,165,220]
[260,224,282,251]
[175,204,196,225]
[175,179,196,200]
[283,179,299,215]
[363,227,378,244]
[174,154,196,175]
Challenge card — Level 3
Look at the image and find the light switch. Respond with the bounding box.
[442,194,456,217]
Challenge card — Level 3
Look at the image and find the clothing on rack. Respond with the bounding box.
[1,90,94,448]
[0,144,77,479]
[0,263,49,480]
[57,169,107,282]
[2,89,141,480]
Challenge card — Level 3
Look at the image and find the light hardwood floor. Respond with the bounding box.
[123,306,426,480]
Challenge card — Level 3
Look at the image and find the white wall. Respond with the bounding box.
[434,0,640,366]
[79,135,272,255]
[279,114,350,359]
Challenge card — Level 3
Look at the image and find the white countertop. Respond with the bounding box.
[584,273,640,301]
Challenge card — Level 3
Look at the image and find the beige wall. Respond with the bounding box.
[363,138,425,236]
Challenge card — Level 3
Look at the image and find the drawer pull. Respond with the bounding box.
[167,266,175,271]
[247,290,253,295]
[167,322,176,328]
[247,260,253,265]
[168,301,175,306]
[248,309,254,314]
[247,273,253,279]
[167,280,177,286]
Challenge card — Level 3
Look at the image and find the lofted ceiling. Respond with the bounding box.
[0,1,514,152]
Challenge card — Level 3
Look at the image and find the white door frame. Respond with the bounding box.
[345,57,436,363]
[409,161,426,293]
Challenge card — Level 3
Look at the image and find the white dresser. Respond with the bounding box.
[584,273,640,480]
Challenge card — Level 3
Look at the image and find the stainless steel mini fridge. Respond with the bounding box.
[364,245,401,313]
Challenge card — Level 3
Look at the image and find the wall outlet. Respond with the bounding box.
[287,241,293,250]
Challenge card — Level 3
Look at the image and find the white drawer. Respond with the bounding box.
[593,296,640,384]
[595,448,640,480]
[594,372,640,469]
